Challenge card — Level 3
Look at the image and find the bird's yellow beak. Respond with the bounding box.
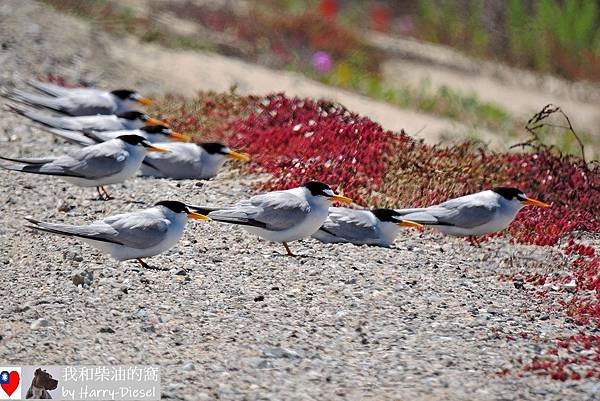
[187,212,210,220]
[145,144,171,153]
[227,151,251,162]
[136,97,153,106]
[398,220,424,229]
[168,131,192,142]
[522,198,551,208]
[329,194,352,204]
[146,117,168,126]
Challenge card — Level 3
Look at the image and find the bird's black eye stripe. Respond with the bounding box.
[116,134,146,145]
[142,125,169,134]
[200,142,227,154]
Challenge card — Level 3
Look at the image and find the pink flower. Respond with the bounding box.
[311,51,334,73]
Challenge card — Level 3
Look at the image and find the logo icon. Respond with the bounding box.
[0,368,21,400]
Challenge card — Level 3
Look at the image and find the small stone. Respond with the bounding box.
[174,268,187,276]
[30,318,50,330]
[64,251,84,263]
[254,295,264,302]
[261,346,301,359]
[72,270,93,287]
[135,308,148,319]
[99,327,115,334]
[58,201,75,212]
[13,304,30,313]
[181,362,195,371]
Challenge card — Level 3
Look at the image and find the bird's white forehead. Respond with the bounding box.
[323,189,335,196]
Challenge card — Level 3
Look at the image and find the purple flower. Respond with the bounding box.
[311,51,334,72]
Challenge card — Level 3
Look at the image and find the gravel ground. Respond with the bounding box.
[0,108,597,401]
[0,2,598,400]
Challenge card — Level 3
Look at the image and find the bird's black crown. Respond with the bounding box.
[117,111,147,120]
[200,142,228,155]
[304,181,333,196]
[116,134,147,145]
[155,200,190,213]
[371,208,402,222]
[110,89,137,100]
[492,187,526,201]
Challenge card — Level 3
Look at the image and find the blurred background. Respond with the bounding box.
[11,0,600,157]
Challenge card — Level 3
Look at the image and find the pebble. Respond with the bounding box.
[261,346,302,359]
[180,362,195,371]
[72,270,93,287]
[30,318,50,330]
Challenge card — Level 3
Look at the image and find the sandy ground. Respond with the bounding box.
[370,32,600,123]
[0,1,598,400]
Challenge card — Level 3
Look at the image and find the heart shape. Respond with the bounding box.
[1,371,20,397]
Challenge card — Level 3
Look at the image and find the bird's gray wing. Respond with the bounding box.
[392,211,439,225]
[420,201,498,228]
[14,142,129,178]
[394,207,426,216]
[25,211,168,249]
[24,79,71,96]
[7,89,113,116]
[141,143,199,178]
[53,141,130,178]
[0,155,57,164]
[209,192,311,231]
[45,128,95,146]
[320,208,379,240]
[4,89,82,115]
[24,79,103,97]
[100,210,169,249]
[6,105,83,130]
[25,217,123,245]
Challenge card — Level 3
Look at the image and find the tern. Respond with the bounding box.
[4,87,152,116]
[204,181,352,256]
[41,131,243,180]
[0,135,170,200]
[24,201,209,269]
[395,187,550,245]
[46,125,191,146]
[312,207,424,247]
[8,105,166,131]
[141,142,250,179]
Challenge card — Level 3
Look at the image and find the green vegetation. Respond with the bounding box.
[418,0,600,80]
[313,65,515,134]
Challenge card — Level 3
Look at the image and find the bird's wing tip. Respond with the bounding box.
[4,102,28,115]
[24,216,40,225]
